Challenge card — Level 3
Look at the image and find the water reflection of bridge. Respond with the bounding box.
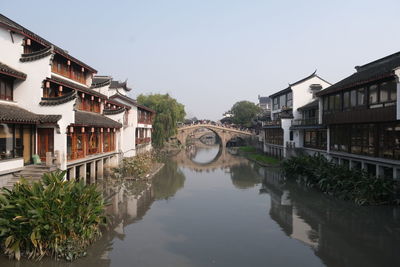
[173,145,248,172]
[260,168,400,267]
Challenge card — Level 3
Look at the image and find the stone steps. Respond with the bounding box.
[3,165,57,190]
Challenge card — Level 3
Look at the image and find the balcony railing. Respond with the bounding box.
[52,65,86,84]
[263,120,281,126]
[138,118,152,124]
[292,117,319,126]
[136,137,151,145]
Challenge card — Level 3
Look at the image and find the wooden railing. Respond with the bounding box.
[292,118,319,126]
[136,137,151,145]
[263,120,281,126]
[52,64,86,84]
[138,118,152,124]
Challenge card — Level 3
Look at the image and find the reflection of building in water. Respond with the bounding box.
[88,179,155,263]
[105,180,155,228]
[263,168,317,247]
[262,167,400,267]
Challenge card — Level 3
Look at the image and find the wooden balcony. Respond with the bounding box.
[138,118,152,124]
[292,117,319,126]
[136,137,151,145]
[52,64,86,84]
[263,120,281,127]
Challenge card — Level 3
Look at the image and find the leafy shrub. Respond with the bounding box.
[281,155,398,205]
[118,152,156,179]
[0,171,106,261]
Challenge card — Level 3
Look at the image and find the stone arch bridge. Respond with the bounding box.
[175,124,254,147]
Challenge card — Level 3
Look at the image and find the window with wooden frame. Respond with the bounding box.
[265,128,284,145]
[304,130,328,150]
[0,76,13,101]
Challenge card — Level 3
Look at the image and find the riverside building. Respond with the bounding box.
[0,14,153,186]
[316,52,400,179]
[262,52,400,179]
[262,71,331,158]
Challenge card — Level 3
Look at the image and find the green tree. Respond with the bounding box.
[137,93,185,147]
[230,100,261,127]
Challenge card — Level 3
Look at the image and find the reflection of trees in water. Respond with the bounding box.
[261,168,400,267]
[229,162,262,189]
[152,160,186,200]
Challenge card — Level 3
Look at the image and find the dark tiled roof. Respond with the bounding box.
[269,71,330,98]
[91,75,112,88]
[39,91,77,106]
[38,114,62,123]
[110,93,156,113]
[317,51,400,97]
[103,107,125,115]
[0,103,60,124]
[20,46,53,62]
[269,87,291,98]
[49,75,107,99]
[109,80,132,91]
[106,98,129,109]
[0,14,97,73]
[110,93,137,105]
[0,62,27,80]
[74,110,122,128]
[297,99,319,111]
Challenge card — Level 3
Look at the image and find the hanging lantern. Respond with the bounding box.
[70,126,74,133]
[107,103,111,107]
[81,67,85,72]
[113,105,116,109]
[81,93,85,98]
[100,128,103,133]
[98,98,101,102]
[81,127,85,133]
[91,95,94,101]
[113,128,116,132]
[91,127,94,132]
[58,85,63,92]
[107,128,110,132]
[45,81,50,88]
[67,60,71,66]
[26,39,31,46]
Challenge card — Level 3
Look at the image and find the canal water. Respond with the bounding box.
[1,144,400,267]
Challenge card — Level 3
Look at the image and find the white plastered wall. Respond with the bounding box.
[291,76,331,120]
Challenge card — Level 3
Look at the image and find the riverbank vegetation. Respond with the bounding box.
[115,151,165,180]
[0,171,106,261]
[238,146,280,166]
[137,93,186,148]
[281,155,399,205]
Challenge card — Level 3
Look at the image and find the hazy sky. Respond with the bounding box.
[2,0,400,120]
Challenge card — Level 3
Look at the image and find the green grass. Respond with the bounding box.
[248,153,280,165]
[238,146,256,153]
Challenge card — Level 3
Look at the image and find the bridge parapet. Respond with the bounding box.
[175,124,255,146]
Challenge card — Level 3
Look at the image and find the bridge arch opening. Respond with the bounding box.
[179,127,222,147]
[186,143,223,166]
[226,136,246,147]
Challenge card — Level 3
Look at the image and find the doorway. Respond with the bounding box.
[37,128,54,161]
